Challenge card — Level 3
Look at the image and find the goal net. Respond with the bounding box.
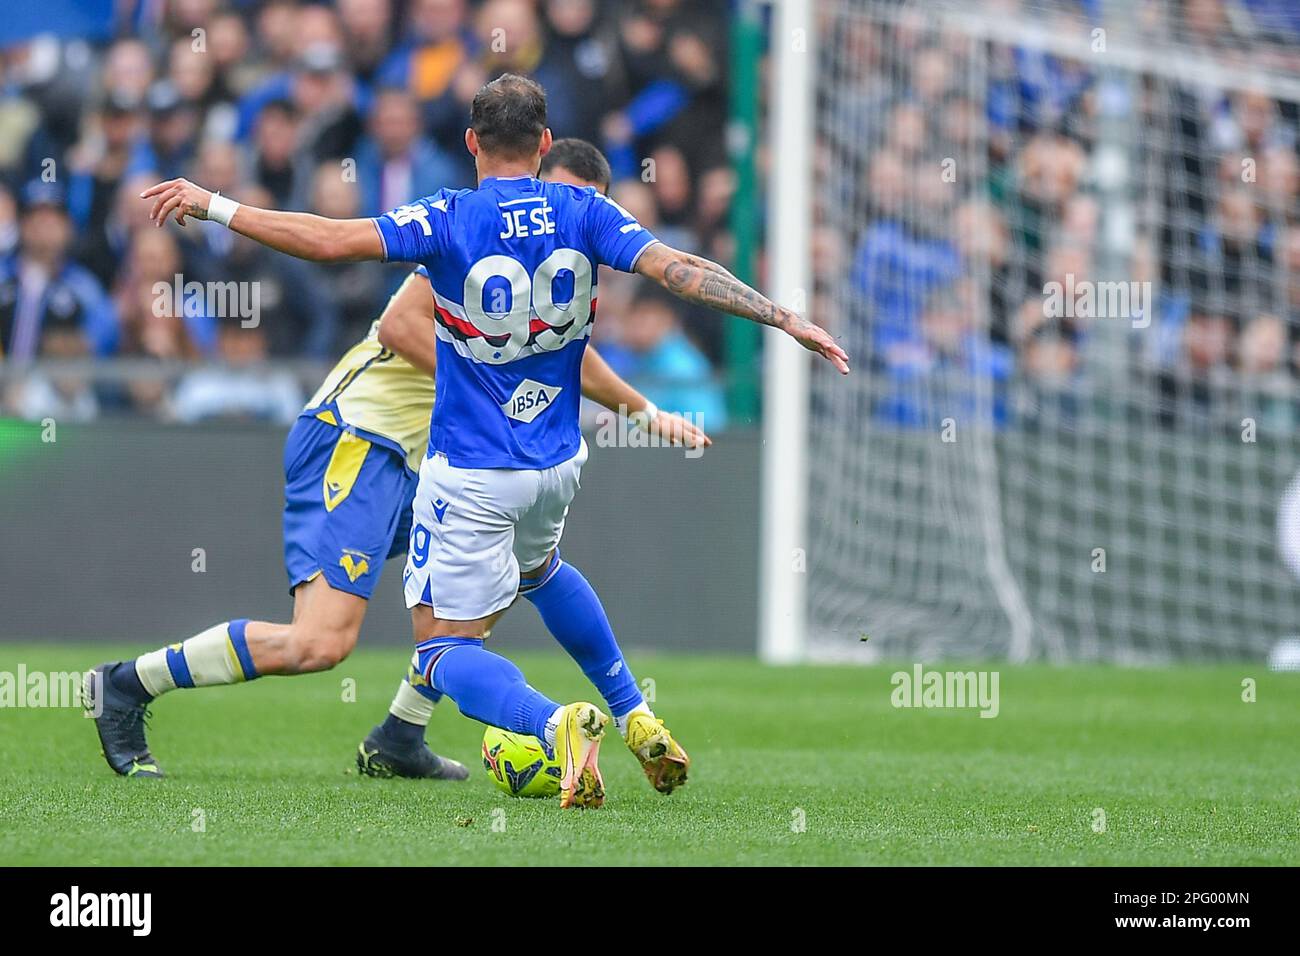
[784,0,1300,662]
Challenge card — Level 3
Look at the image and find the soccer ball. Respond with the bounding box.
[481,727,562,798]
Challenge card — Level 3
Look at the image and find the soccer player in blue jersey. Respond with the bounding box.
[86,138,707,786]
[140,75,849,808]
[360,139,711,791]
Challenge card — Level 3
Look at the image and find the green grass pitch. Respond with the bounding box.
[1,644,1297,866]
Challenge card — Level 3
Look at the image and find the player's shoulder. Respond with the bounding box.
[381,186,469,216]
[543,180,600,201]
[542,180,613,215]
[413,186,474,212]
[378,188,469,234]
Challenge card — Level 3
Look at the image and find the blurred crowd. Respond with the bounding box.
[9,0,1295,436]
[0,0,731,426]
[814,0,1300,432]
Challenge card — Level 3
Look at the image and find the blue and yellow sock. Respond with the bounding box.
[521,554,644,721]
[382,650,445,745]
[120,620,259,701]
[416,637,559,741]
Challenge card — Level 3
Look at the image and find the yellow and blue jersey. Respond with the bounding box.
[282,273,435,597]
[301,274,437,475]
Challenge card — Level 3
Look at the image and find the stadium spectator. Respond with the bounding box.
[600,284,727,429]
[182,139,247,275]
[253,0,305,74]
[853,148,961,357]
[0,185,16,260]
[307,162,385,344]
[191,185,342,360]
[354,86,464,224]
[67,91,148,288]
[251,98,300,207]
[6,309,99,422]
[131,80,200,181]
[877,280,1012,428]
[952,199,1013,344]
[1240,311,1289,385]
[287,42,364,194]
[469,0,581,139]
[113,232,202,416]
[1255,142,1299,218]
[644,144,695,250]
[1208,185,1275,319]
[172,315,303,425]
[100,38,155,103]
[1282,227,1300,317]
[604,0,727,180]
[167,36,222,119]
[337,0,397,86]
[378,0,478,157]
[1157,308,1236,429]
[539,0,620,147]
[0,180,117,362]
[116,224,216,358]
[207,9,258,98]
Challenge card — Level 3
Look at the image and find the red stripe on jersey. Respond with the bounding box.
[434,302,506,345]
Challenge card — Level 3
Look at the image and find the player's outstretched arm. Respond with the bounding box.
[633,243,850,374]
[377,271,439,376]
[140,178,383,262]
[580,347,712,449]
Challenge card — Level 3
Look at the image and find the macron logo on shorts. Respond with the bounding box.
[502,379,562,424]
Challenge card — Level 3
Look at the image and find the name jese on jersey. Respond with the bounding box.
[372,175,658,471]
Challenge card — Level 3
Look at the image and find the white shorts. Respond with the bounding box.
[402,439,588,620]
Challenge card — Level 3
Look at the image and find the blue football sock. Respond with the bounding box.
[109,661,152,704]
[417,638,558,740]
[380,712,427,746]
[520,555,644,720]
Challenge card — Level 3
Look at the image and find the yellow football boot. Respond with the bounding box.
[554,701,609,809]
[624,711,690,794]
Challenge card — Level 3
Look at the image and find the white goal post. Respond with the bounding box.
[759,0,815,664]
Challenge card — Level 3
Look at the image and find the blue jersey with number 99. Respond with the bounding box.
[371,175,658,470]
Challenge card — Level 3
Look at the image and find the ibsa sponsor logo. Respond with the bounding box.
[49,886,151,936]
[502,379,562,424]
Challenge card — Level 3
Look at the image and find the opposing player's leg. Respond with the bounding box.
[357,648,463,779]
[86,575,368,778]
[87,416,465,780]
[352,471,465,780]
[400,448,608,808]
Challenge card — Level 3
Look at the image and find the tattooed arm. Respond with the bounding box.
[634,243,850,374]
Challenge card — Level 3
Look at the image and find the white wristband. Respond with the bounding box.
[207,192,240,227]
[629,401,658,431]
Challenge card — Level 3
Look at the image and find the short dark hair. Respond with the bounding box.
[470,73,548,159]
[541,138,612,193]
